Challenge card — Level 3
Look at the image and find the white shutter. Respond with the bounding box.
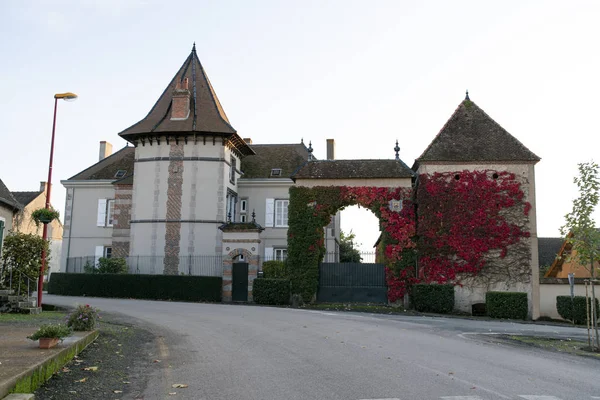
[97,199,107,227]
[94,246,104,266]
[264,247,274,262]
[265,198,274,227]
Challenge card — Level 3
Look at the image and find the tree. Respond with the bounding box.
[339,230,362,263]
[560,161,600,350]
[0,232,50,295]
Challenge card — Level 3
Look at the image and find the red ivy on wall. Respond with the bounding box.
[416,170,530,285]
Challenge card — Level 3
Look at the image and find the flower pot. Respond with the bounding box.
[39,337,60,349]
[38,216,53,224]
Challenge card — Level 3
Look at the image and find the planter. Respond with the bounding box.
[38,337,60,349]
[38,216,53,224]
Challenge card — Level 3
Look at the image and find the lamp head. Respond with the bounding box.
[54,92,78,101]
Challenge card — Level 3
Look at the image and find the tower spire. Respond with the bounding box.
[394,140,400,160]
[192,42,196,53]
[465,89,470,101]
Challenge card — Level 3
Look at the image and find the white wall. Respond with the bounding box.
[539,283,590,320]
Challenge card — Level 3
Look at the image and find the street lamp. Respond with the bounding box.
[38,92,78,307]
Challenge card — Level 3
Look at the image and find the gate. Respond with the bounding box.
[232,262,249,302]
[317,262,387,303]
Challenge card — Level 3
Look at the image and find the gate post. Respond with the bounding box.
[219,221,264,303]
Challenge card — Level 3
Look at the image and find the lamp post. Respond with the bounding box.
[38,92,77,307]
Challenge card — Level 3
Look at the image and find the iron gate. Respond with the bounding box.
[317,262,387,303]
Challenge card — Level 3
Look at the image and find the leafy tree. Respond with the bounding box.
[560,161,600,350]
[0,232,50,294]
[339,230,362,263]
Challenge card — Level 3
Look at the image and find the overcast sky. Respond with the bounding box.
[1,0,598,253]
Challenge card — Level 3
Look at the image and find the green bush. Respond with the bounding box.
[67,304,100,331]
[97,257,128,274]
[262,261,288,279]
[48,273,222,302]
[411,284,455,313]
[486,291,528,320]
[556,296,599,325]
[253,278,290,305]
[27,324,72,340]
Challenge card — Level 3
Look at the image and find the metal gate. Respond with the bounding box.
[317,262,387,303]
[232,262,248,302]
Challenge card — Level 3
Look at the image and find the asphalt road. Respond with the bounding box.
[44,295,600,400]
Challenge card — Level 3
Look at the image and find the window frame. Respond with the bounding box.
[240,199,248,213]
[274,199,289,228]
[230,156,237,184]
[104,246,112,258]
[106,199,115,227]
[274,248,288,261]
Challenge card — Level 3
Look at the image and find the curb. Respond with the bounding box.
[0,330,99,398]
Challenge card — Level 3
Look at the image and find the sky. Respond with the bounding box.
[1,0,599,253]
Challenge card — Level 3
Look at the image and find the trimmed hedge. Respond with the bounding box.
[486,291,528,320]
[556,296,599,325]
[411,284,455,313]
[48,273,222,302]
[262,261,288,279]
[253,278,290,305]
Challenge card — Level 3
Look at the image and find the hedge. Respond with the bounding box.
[411,284,455,313]
[556,296,599,325]
[262,261,288,279]
[486,291,528,320]
[48,273,222,302]
[253,278,290,305]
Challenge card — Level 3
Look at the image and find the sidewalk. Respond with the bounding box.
[0,326,98,398]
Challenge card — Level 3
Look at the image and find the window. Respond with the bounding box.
[114,170,127,179]
[104,247,112,258]
[230,156,236,184]
[97,199,115,227]
[270,168,282,177]
[275,199,289,227]
[240,214,247,223]
[274,248,287,261]
[240,199,248,213]
[226,191,237,221]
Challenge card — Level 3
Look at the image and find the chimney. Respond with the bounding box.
[39,181,48,193]
[99,141,113,161]
[171,78,191,120]
[243,138,253,144]
[326,139,335,160]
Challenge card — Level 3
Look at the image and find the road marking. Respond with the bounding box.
[519,396,563,400]
[440,397,484,400]
[358,398,401,400]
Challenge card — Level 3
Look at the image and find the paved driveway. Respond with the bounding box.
[45,295,600,400]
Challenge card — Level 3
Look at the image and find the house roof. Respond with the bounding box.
[544,233,600,278]
[12,191,42,206]
[417,98,540,164]
[538,237,563,268]
[118,45,254,156]
[0,178,22,210]
[241,143,311,179]
[68,146,135,181]
[292,159,415,180]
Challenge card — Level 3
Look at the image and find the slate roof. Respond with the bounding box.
[417,99,540,163]
[240,143,310,179]
[538,237,563,268]
[68,146,135,181]
[118,45,254,156]
[12,191,42,206]
[292,159,415,180]
[0,178,22,210]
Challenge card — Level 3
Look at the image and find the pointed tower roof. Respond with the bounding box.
[119,45,254,155]
[417,98,540,164]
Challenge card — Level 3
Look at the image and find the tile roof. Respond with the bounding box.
[118,45,254,156]
[417,99,540,163]
[538,237,563,268]
[0,178,22,210]
[292,159,415,180]
[240,143,310,179]
[68,146,135,181]
[12,191,42,206]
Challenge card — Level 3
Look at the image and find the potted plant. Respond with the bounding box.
[27,324,72,349]
[31,207,60,227]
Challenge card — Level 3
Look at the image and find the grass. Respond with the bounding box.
[302,303,406,314]
[507,335,600,358]
[0,311,67,323]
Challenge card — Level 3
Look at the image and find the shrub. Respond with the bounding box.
[0,232,49,294]
[486,291,528,320]
[67,304,100,331]
[48,273,222,302]
[31,207,60,227]
[97,257,128,274]
[556,296,599,325]
[253,278,290,305]
[411,284,455,313]
[27,324,72,341]
[262,261,288,279]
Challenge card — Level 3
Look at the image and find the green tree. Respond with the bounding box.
[560,161,600,350]
[339,230,362,263]
[0,232,50,295]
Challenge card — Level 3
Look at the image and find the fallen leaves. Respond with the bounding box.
[172,384,188,388]
[114,390,123,393]
[153,359,161,363]
[75,377,87,383]
[82,366,99,371]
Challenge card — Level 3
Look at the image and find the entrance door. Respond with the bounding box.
[232,262,249,302]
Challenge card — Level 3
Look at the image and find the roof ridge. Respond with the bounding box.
[68,145,133,180]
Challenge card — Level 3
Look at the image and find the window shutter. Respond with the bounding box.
[94,246,104,266]
[265,198,274,227]
[264,247,273,262]
[97,199,107,227]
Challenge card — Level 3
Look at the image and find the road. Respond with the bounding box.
[45,295,600,400]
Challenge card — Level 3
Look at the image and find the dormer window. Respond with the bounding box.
[115,170,127,179]
[271,168,282,177]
